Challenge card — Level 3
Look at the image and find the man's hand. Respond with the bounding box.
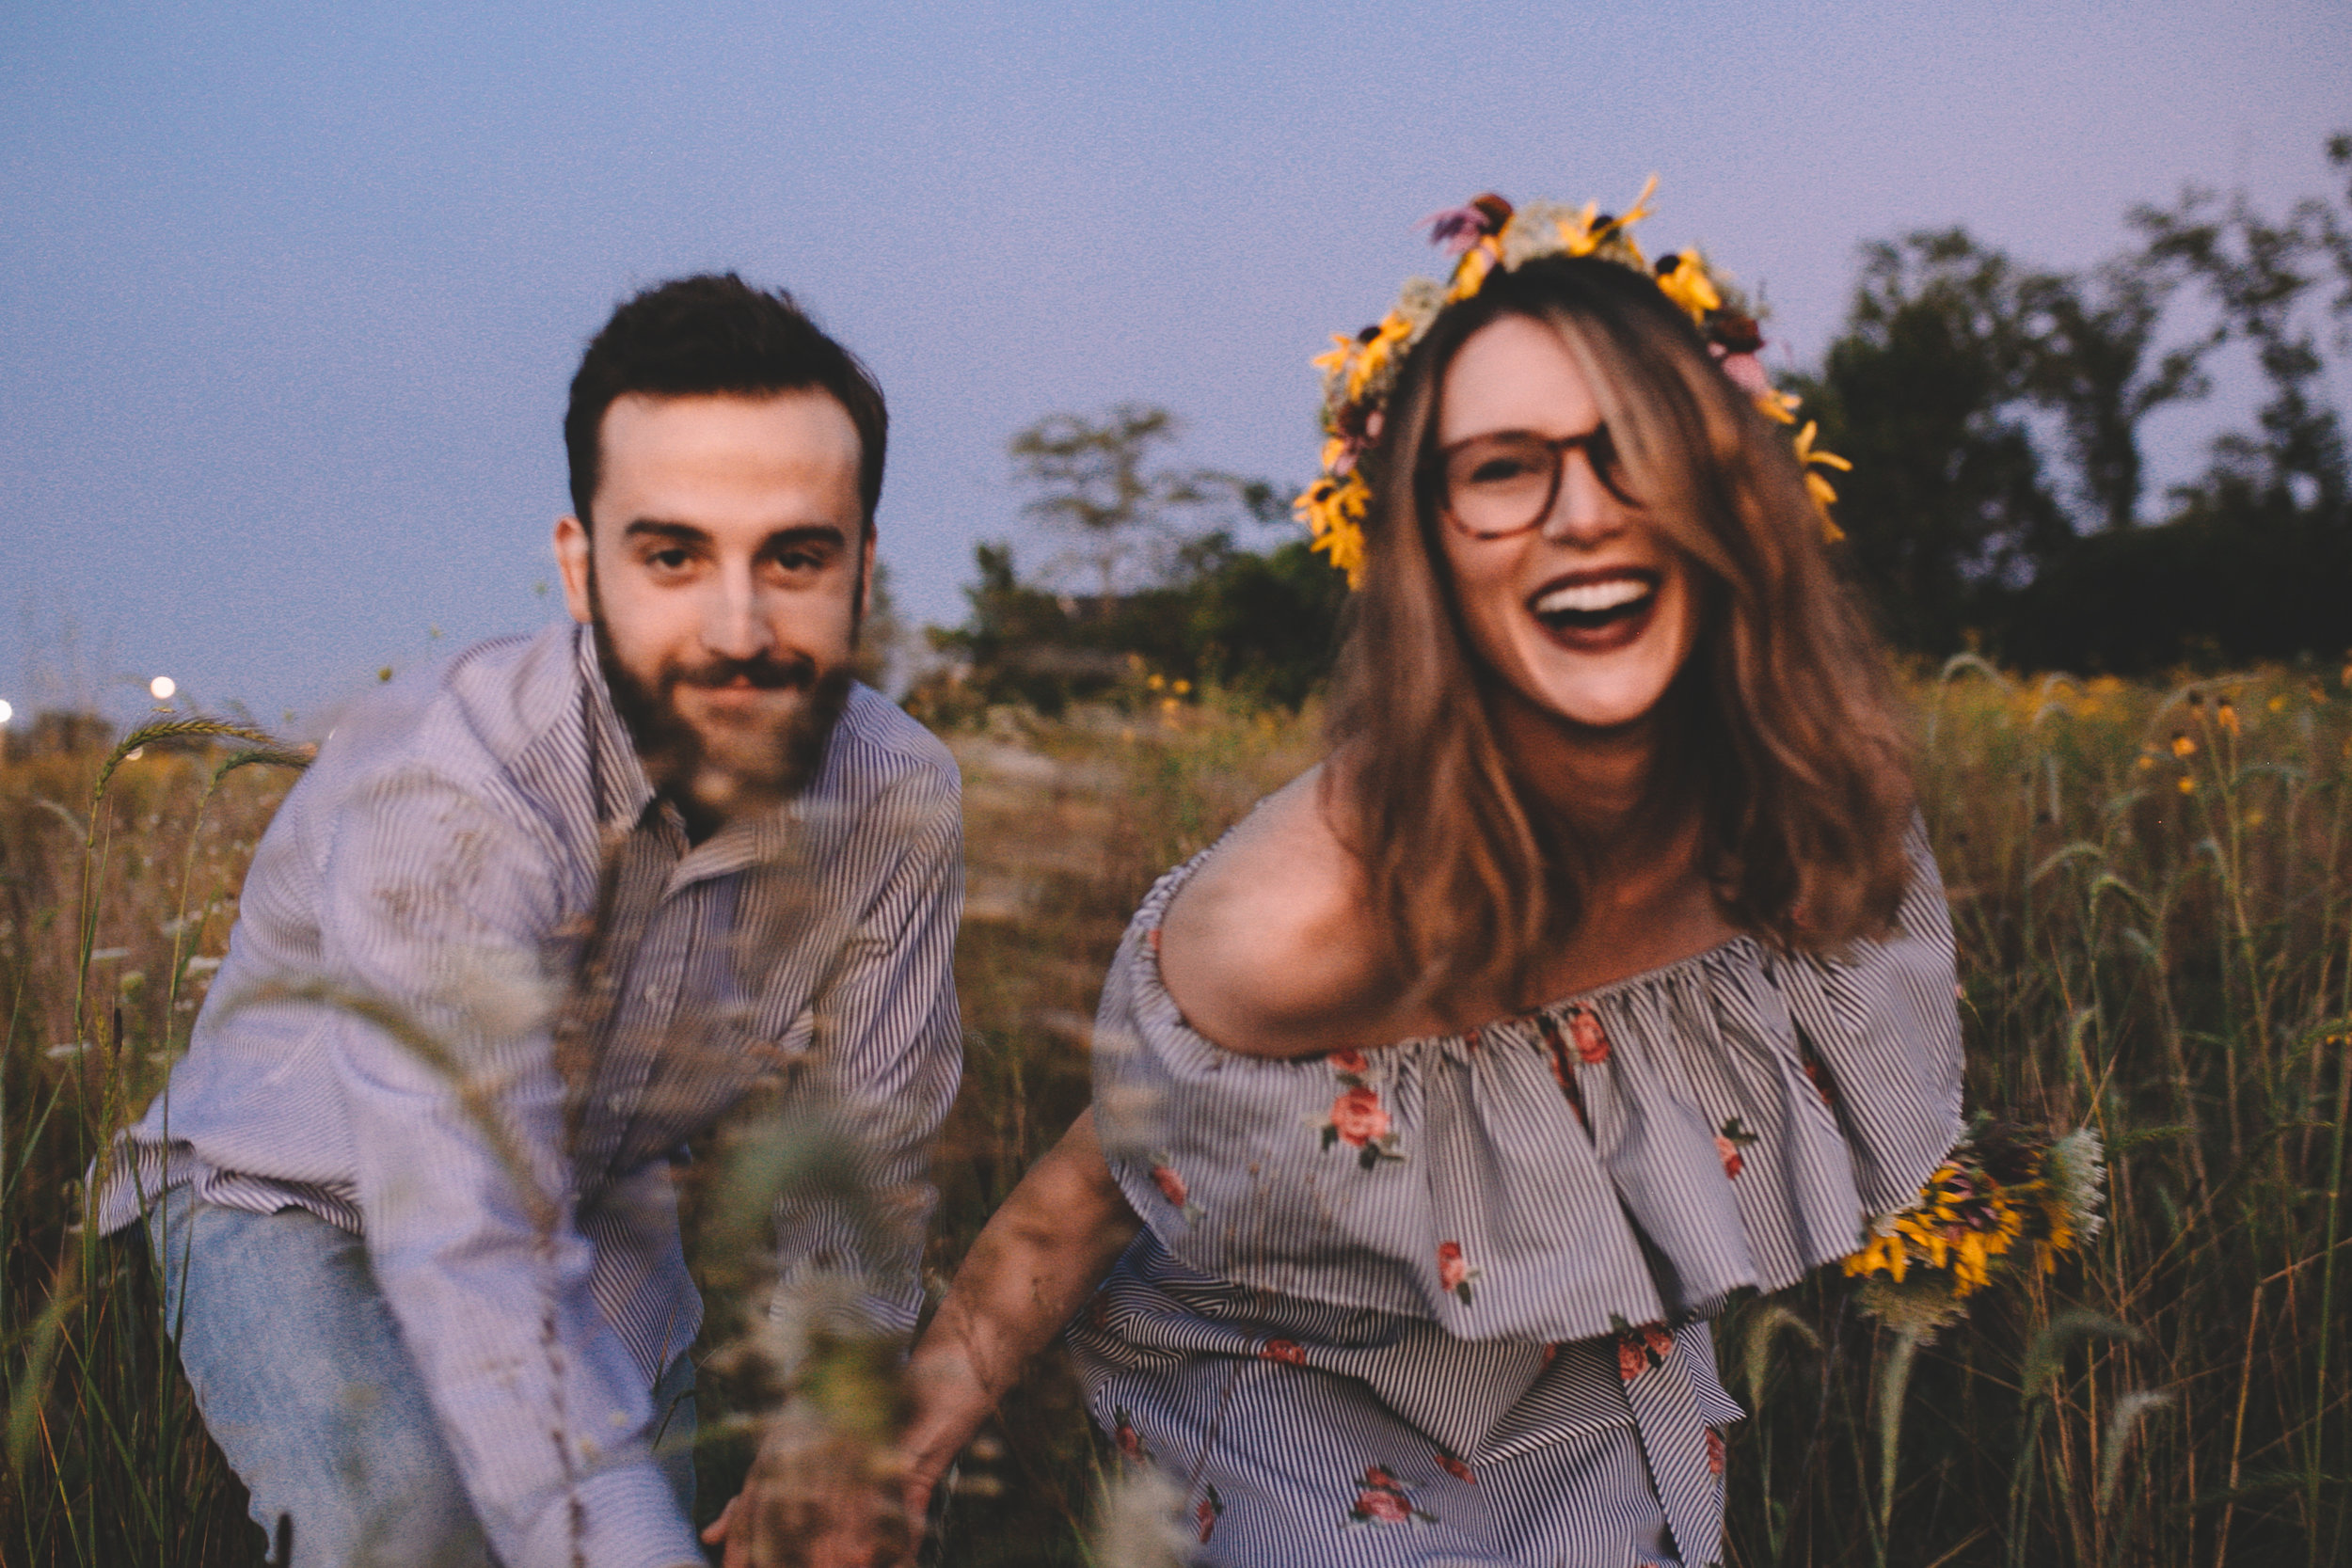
[702,1407,917,1568]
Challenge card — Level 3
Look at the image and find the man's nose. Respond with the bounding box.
[701,564,776,661]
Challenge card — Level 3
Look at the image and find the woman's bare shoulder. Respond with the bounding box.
[1156,768,1397,1058]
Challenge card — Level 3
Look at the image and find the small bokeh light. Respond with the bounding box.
[0,699,13,724]
[149,675,178,702]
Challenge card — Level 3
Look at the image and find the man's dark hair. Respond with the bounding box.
[564,273,888,532]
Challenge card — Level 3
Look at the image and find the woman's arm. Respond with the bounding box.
[898,1107,1142,1515]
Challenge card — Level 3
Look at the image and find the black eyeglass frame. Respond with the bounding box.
[1423,424,1639,541]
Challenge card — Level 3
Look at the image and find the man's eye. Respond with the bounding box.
[648,548,692,571]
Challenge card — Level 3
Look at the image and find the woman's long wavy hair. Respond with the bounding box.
[1323,254,1915,1012]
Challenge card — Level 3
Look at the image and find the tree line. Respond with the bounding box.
[912,134,2352,718]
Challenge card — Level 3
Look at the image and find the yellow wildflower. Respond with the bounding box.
[2171,732,2196,759]
[1655,251,1720,321]
[1344,311,1416,402]
[1616,173,1659,231]
[2178,776,2197,795]
[1446,245,1495,303]
[2269,694,2288,712]
[1754,388,1801,425]
[1311,333,1356,378]
[2217,699,2239,736]
[1792,421,1852,540]
[1555,200,1601,257]
[1296,474,1370,588]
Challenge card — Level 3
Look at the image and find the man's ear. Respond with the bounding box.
[553,515,595,625]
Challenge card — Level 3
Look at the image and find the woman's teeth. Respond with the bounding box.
[1533,578,1653,619]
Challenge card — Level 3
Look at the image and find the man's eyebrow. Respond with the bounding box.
[619,519,713,546]
[762,523,850,551]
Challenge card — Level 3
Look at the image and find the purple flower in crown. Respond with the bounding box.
[1423,194,1515,257]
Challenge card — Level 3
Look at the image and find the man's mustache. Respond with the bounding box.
[667,652,818,692]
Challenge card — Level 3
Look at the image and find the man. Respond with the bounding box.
[95,276,963,1568]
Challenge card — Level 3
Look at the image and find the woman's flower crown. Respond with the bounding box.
[1293,177,1850,587]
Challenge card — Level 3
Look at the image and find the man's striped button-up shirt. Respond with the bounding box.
[97,622,964,1568]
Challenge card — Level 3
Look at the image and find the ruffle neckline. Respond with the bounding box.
[1090,830,1964,1345]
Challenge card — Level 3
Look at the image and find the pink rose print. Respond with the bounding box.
[1321,1085,1404,1168]
[1147,1152,1204,1222]
[1347,1465,1437,1526]
[1327,1047,1371,1076]
[1715,1117,1759,1180]
[1567,1008,1611,1064]
[1706,1427,1727,1477]
[1436,1450,1476,1484]
[1195,1484,1225,1543]
[1539,1342,1559,1366]
[1613,1318,1676,1381]
[1803,1054,1836,1109]
[1260,1338,1307,1366]
[1330,1085,1390,1146]
[1436,1241,1482,1305]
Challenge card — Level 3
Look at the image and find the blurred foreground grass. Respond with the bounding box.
[2,662,2347,1565]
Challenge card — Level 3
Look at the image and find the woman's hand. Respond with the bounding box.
[700,1409,914,1568]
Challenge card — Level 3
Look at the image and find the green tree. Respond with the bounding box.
[2018,258,2210,532]
[2132,153,2351,520]
[1009,404,1255,597]
[1795,230,2068,652]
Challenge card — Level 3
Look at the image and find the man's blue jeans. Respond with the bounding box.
[144,1189,697,1566]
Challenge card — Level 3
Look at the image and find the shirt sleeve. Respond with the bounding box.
[765,761,965,1346]
[314,765,704,1568]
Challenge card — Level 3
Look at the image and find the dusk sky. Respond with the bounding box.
[6,2,2346,730]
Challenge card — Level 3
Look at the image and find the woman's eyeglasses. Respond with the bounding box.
[1435,426,1633,539]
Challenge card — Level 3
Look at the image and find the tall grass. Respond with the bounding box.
[1,666,2344,1565]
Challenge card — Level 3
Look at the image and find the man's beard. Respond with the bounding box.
[590,587,851,833]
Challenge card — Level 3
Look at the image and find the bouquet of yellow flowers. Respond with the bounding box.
[1843,1118,2105,1338]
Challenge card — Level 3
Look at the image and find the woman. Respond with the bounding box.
[898,192,1963,1568]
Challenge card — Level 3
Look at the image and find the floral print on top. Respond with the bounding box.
[1074,817,1964,1566]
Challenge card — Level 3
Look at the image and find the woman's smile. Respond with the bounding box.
[1526,566,1661,653]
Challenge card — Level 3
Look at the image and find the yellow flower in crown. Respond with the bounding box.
[1792,421,1853,543]
[1654,251,1721,321]
[1295,473,1370,587]
[1296,177,1853,585]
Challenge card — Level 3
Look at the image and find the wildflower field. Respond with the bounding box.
[2,660,2347,1566]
